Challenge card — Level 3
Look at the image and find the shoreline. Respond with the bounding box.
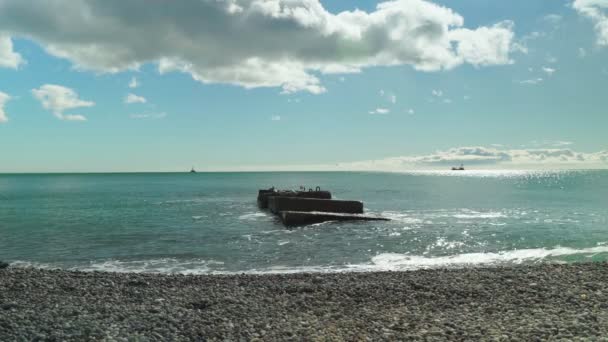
[2,262,608,340]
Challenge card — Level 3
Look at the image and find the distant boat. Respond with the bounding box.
[451,164,465,171]
[190,167,197,173]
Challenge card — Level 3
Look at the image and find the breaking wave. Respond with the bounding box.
[9,245,608,275]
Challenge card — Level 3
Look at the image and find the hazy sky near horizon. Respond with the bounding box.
[0,0,607,172]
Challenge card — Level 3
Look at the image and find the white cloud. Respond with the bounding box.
[543,14,563,24]
[369,108,390,114]
[520,78,543,85]
[443,98,452,104]
[407,108,415,114]
[379,89,385,97]
[528,140,573,147]
[335,146,608,170]
[463,95,470,100]
[0,35,25,69]
[448,21,516,66]
[546,54,558,63]
[0,0,518,93]
[271,115,281,121]
[31,84,94,121]
[573,0,608,46]
[542,67,556,76]
[389,94,397,104]
[0,91,11,123]
[125,93,147,104]
[129,77,139,89]
[130,112,166,119]
[519,31,545,49]
[432,89,443,97]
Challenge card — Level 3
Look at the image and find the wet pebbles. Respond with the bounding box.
[1,262,608,340]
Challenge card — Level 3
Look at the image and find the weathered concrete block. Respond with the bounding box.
[268,197,363,214]
[280,211,390,227]
[257,189,331,209]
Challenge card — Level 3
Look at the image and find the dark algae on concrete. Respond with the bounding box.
[2,263,608,340]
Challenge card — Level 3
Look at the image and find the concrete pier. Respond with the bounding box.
[257,189,331,209]
[257,187,388,227]
[280,211,390,227]
[268,197,363,214]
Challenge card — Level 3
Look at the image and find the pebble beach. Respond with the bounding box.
[2,262,608,341]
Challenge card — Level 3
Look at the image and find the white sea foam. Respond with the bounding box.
[453,211,505,219]
[238,212,269,220]
[75,258,226,274]
[369,245,608,270]
[381,211,423,224]
[9,245,608,275]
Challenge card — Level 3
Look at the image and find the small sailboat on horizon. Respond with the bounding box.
[190,166,197,173]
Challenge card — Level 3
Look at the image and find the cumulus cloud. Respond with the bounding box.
[336,146,608,170]
[125,93,147,104]
[0,91,11,123]
[0,0,518,93]
[271,115,281,121]
[369,108,390,114]
[129,77,139,89]
[31,84,94,121]
[0,35,24,69]
[407,108,415,114]
[573,0,608,46]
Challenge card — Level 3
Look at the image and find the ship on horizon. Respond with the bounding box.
[451,164,465,171]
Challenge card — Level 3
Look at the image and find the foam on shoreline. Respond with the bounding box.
[8,244,608,275]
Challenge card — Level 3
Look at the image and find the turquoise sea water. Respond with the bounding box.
[1,171,608,274]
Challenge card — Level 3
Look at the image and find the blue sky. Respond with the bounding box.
[0,0,607,172]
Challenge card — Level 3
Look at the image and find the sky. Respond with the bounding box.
[0,0,607,172]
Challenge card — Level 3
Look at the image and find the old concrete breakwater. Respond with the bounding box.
[257,187,388,226]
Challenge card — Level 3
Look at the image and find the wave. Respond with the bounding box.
[238,212,270,220]
[453,211,505,219]
[10,259,226,275]
[369,245,608,270]
[8,245,608,275]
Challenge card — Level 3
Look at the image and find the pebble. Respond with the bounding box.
[0,263,607,340]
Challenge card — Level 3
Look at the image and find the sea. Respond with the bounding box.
[1,171,607,274]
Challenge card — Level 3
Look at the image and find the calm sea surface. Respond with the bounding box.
[1,171,607,274]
